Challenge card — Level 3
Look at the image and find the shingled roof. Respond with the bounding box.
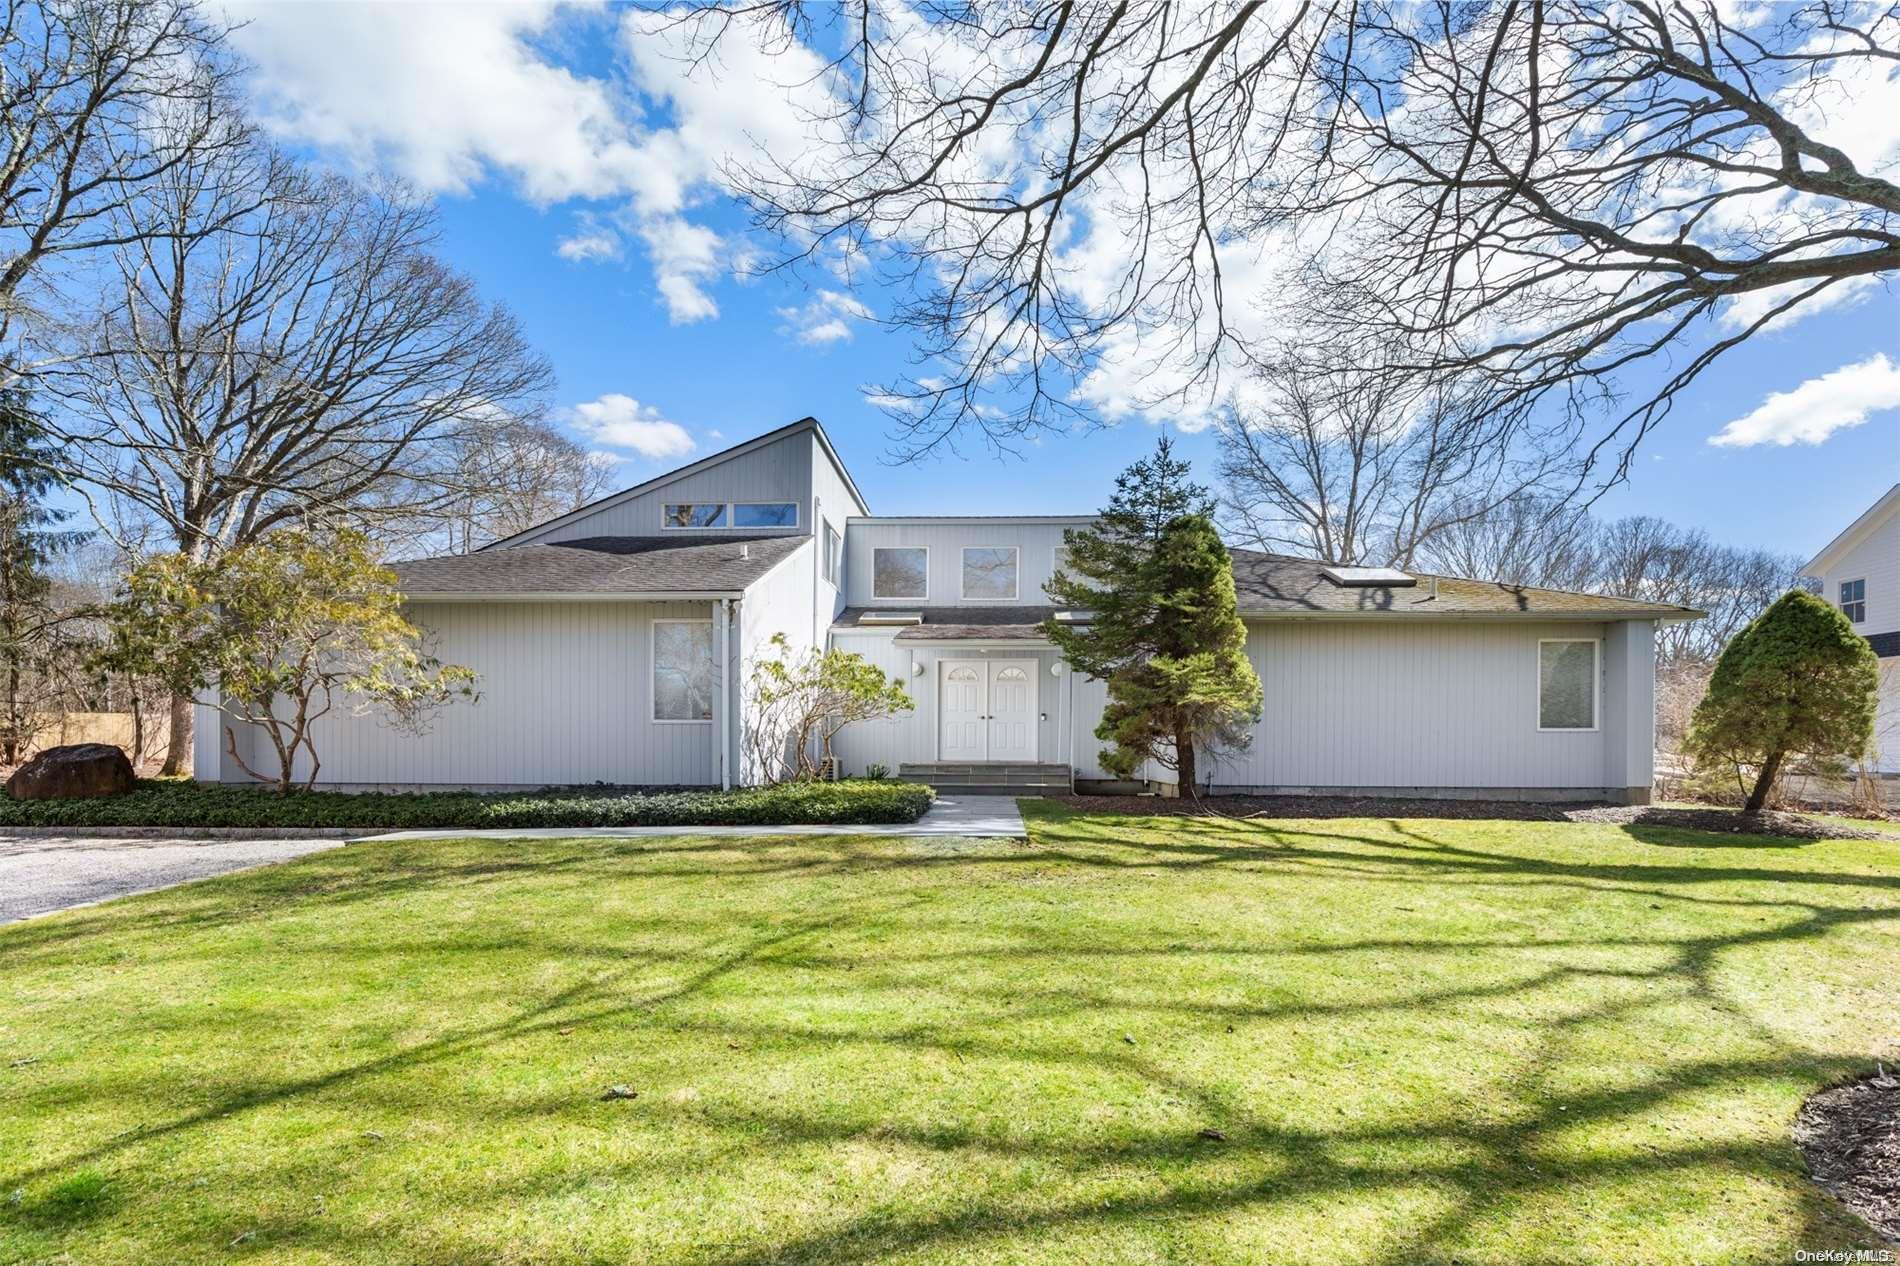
[394,534,807,596]
[1227,550,1703,619]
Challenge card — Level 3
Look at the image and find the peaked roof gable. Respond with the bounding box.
[481,416,869,551]
[1804,482,1900,575]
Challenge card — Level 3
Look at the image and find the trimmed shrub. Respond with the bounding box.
[0,778,935,830]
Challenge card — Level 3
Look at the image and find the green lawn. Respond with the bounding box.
[3,803,1897,1264]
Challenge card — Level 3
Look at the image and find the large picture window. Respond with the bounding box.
[1841,578,1866,623]
[961,546,1019,600]
[873,547,928,599]
[1537,639,1598,731]
[653,619,715,721]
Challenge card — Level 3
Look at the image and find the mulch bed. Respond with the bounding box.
[1796,1068,1900,1245]
[1048,794,1893,840]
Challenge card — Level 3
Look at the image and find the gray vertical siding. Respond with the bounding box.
[531,430,816,543]
[1212,620,1619,791]
[221,599,721,788]
[843,519,1090,605]
[826,617,1652,796]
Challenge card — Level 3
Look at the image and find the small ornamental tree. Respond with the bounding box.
[1044,438,1263,793]
[745,633,913,783]
[1684,588,1879,814]
[101,530,477,792]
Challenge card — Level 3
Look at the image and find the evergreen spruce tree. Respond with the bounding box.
[1043,438,1262,793]
[1684,588,1879,813]
[0,385,86,763]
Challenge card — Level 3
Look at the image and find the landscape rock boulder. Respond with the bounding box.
[6,743,136,800]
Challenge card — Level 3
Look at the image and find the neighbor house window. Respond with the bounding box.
[823,522,841,585]
[872,547,928,599]
[653,619,715,721]
[961,546,1019,600]
[663,503,726,529]
[733,502,798,528]
[1537,639,1598,731]
[1841,578,1866,623]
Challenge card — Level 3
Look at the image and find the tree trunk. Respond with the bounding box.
[1743,749,1783,814]
[1174,720,1198,797]
[159,691,192,776]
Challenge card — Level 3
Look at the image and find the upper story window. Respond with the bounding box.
[822,522,841,585]
[662,500,798,530]
[961,546,1019,600]
[1841,578,1866,623]
[733,502,798,528]
[663,503,726,529]
[872,546,928,599]
[1537,639,1598,731]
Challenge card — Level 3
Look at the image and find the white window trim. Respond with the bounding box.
[871,545,930,601]
[1536,637,1600,733]
[651,618,716,724]
[731,501,800,529]
[659,502,729,531]
[960,545,1021,602]
[1841,577,1866,623]
[822,520,841,586]
[660,501,800,531]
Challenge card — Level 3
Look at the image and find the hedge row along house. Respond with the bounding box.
[194,417,1702,802]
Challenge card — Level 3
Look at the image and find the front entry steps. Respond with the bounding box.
[899,763,1072,796]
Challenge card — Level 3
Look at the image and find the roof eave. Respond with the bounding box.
[403,590,747,602]
[1235,607,1702,621]
[1803,482,1900,574]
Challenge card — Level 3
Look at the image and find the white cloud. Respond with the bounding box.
[638,216,723,323]
[223,2,841,326]
[1717,274,1882,333]
[556,211,625,263]
[1708,354,1900,447]
[565,394,696,459]
[778,290,873,345]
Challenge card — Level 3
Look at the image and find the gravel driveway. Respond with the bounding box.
[0,835,346,924]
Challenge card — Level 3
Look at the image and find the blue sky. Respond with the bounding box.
[224,3,1900,564]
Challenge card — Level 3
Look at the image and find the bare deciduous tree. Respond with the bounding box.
[1216,344,1556,566]
[686,2,1899,476]
[0,0,242,372]
[402,413,615,556]
[44,138,552,770]
[1414,500,1806,667]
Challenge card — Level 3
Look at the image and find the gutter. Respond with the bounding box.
[1234,608,1702,622]
[401,590,748,602]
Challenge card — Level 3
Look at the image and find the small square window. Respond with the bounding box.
[961,546,1019,601]
[1841,578,1866,624]
[663,503,726,529]
[873,547,928,599]
[1538,640,1598,731]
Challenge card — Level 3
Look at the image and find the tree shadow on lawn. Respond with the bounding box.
[3,813,1896,1262]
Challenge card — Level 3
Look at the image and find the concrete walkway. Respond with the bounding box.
[358,794,1030,843]
[0,796,1029,925]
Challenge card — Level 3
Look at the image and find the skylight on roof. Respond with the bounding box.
[858,611,923,626]
[1321,565,1416,588]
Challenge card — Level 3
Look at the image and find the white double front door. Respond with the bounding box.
[939,659,1038,762]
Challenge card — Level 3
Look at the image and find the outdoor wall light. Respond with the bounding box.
[1050,661,1067,677]
[910,661,925,678]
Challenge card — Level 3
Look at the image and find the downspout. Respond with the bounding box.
[716,596,730,790]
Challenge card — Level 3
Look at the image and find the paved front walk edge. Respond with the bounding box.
[357,793,1030,843]
[2,795,1029,924]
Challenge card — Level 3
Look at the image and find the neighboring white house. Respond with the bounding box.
[195,416,1699,802]
[1803,482,1900,773]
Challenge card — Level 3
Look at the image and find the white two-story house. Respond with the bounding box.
[1804,482,1900,772]
[195,416,1697,802]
